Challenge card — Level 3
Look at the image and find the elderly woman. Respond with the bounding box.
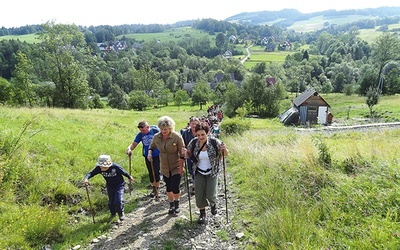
[186,122,228,224]
[148,116,185,214]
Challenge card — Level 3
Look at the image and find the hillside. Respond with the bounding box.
[225,7,400,32]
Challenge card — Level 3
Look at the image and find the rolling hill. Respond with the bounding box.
[225,7,400,32]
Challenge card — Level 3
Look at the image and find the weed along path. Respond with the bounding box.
[79,172,244,250]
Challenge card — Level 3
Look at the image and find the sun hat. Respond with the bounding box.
[97,155,112,168]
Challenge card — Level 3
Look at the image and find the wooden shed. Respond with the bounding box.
[279,88,332,126]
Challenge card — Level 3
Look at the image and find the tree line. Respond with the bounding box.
[0,18,399,118]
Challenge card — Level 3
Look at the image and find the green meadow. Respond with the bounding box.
[1,94,400,249]
[0,33,39,43]
[117,27,216,43]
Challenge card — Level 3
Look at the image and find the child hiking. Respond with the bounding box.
[83,154,134,222]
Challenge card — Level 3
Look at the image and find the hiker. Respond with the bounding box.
[148,116,185,214]
[185,122,229,224]
[182,116,200,194]
[83,154,134,221]
[126,120,161,199]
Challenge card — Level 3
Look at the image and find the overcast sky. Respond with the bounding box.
[2,0,400,28]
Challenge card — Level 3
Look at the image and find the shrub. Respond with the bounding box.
[220,118,250,136]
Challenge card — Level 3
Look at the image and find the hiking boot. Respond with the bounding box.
[168,201,175,214]
[174,200,180,213]
[197,210,206,224]
[211,204,217,215]
[118,212,125,221]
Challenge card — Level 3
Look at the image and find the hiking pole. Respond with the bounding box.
[184,160,193,223]
[150,160,159,200]
[128,154,133,195]
[85,184,95,223]
[222,147,228,223]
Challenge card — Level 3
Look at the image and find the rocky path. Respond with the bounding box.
[78,172,245,250]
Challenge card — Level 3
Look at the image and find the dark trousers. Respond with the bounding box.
[164,173,181,194]
[107,183,125,215]
[145,155,160,183]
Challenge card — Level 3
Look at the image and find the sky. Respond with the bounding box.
[2,0,400,28]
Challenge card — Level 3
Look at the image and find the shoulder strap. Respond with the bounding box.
[191,137,199,154]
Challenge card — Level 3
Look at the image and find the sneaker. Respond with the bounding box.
[118,212,125,221]
[168,202,175,214]
[174,200,180,213]
[197,213,207,224]
[211,204,217,215]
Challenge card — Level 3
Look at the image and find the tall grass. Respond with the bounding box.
[225,126,400,249]
[1,95,400,248]
[0,106,198,249]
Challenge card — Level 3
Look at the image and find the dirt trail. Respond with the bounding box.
[80,173,242,250]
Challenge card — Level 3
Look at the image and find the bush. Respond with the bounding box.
[220,118,250,136]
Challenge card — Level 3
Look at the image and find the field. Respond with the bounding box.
[288,15,376,32]
[1,94,400,249]
[117,27,216,43]
[0,33,39,43]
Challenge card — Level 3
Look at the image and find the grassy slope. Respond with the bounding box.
[1,94,400,248]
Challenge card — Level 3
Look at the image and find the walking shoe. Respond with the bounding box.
[118,212,125,221]
[211,204,217,215]
[174,200,180,213]
[168,202,175,214]
[149,186,156,198]
[197,211,207,224]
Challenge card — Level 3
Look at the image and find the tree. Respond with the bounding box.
[90,93,104,109]
[36,21,89,108]
[191,81,211,110]
[108,84,128,110]
[365,86,381,119]
[12,52,35,106]
[0,77,12,104]
[128,90,151,111]
[215,33,227,52]
[134,64,163,97]
[372,33,400,91]
[158,88,172,107]
[174,89,190,109]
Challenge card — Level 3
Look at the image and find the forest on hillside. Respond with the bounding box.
[0,15,400,118]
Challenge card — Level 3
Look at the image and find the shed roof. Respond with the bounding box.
[293,88,330,107]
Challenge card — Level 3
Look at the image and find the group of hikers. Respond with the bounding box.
[83,113,228,224]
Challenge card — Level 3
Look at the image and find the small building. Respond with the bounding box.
[279,88,332,126]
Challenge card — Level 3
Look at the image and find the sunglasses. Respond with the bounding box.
[137,126,144,129]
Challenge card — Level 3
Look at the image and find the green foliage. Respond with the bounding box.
[366,86,381,118]
[313,137,332,169]
[128,90,151,111]
[174,89,189,108]
[219,118,250,136]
